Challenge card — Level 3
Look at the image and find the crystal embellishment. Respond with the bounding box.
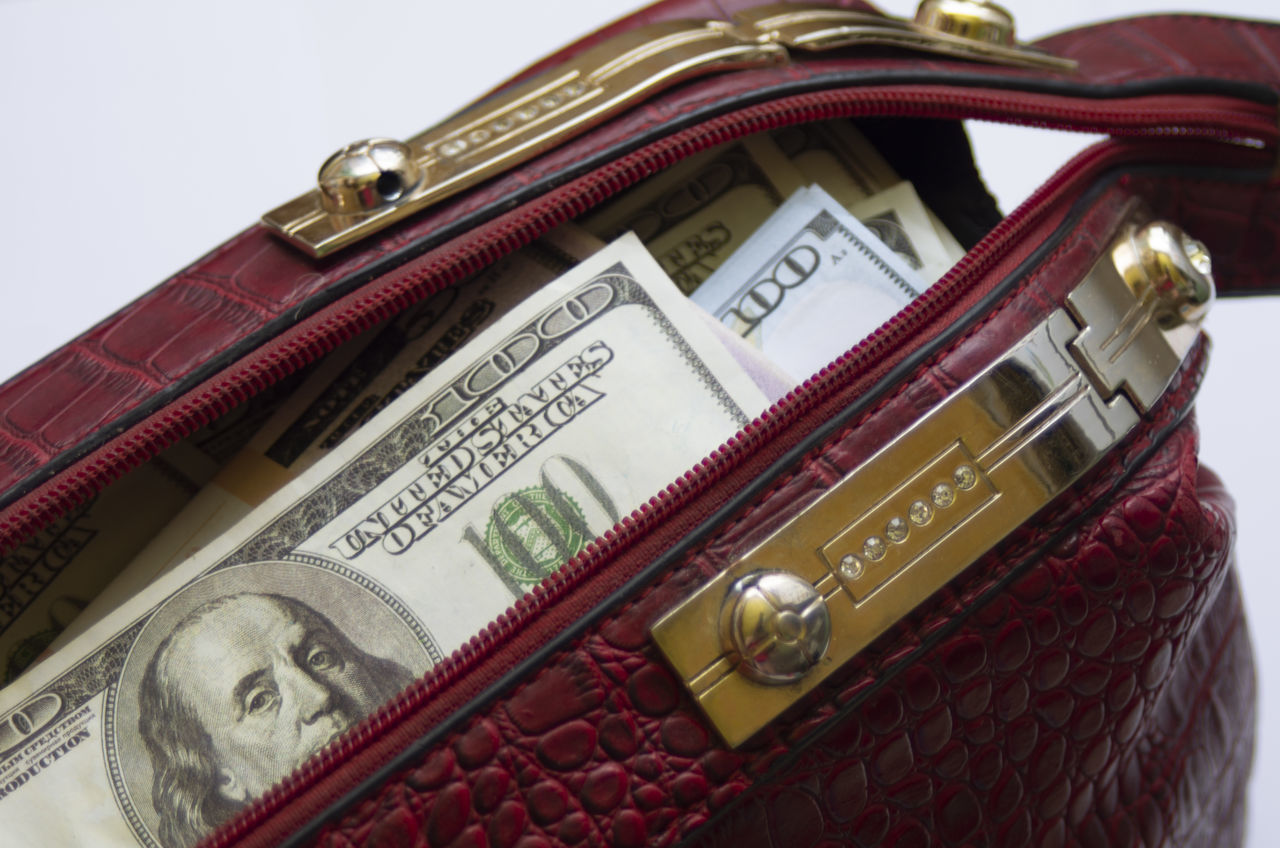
[439,139,467,157]
[885,517,909,543]
[908,500,933,525]
[839,554,864,581]
[931,483,956,508]
[863,536,888,561]
[953,464,978,490]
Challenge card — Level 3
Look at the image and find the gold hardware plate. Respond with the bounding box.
[262,3,1074,258]
[650,210,1213,747]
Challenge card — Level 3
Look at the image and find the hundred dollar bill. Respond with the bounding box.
[771,121,899,204]
[1,366,323,682]
[579,135,805,293]
[49,225,797,659]
[850,181,964,285]
[46,241,582,654]
[0,233,767,848]
[773,124,965,278]
[691,184,926,380]
[0,454,206,684]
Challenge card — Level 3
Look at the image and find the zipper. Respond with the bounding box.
[187,88,1276,847]
[6,85,1273,556]
[0,82,1270,841]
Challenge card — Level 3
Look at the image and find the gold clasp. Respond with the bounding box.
[262,3,1074,258]
[649,208,1213,747]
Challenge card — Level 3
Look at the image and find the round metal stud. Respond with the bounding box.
[725,571,831,684]
[1113,221,1216,329]
[914,0,1016,46]
[318,138,423,215]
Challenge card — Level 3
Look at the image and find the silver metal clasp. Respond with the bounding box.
[650,206,1213,747]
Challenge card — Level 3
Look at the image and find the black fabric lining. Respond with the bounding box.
[269,159,1221,847]
[2,66,1274,514]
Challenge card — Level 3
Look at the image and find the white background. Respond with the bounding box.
[0,0,1276,842]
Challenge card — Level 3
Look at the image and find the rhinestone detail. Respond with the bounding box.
[908,500,933,525]
[439,139,467,157]
[839,554,864,581]
[863,536,887,561]
[953,464,978,490]
[931,483,956,508]
[885,517,909,543]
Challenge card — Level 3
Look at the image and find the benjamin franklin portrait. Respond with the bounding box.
[114,562,434,848]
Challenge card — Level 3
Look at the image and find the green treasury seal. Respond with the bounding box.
[484,486,589,584]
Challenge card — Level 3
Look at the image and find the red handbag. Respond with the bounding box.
[0,3,1276,847]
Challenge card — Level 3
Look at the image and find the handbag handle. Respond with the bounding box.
[261,2,1072,258]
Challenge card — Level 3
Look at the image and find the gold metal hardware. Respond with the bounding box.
[318,139,423,215]
[262,4,1074,258]
[733,4,1070,72]
[914,0,1016,46]
[650,209,1213,747]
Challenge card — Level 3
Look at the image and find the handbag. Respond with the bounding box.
[0,1,1276,846]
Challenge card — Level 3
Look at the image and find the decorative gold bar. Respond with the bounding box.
[650,210,1215,747]
[262,3,1075,257]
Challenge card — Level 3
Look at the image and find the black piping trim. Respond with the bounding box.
[2,65,1273,516]
[2,70,1274,514]
[269,156,1240,847]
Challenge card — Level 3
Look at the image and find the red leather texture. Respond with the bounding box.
[203,163,1252,847]
[2,6,1280,532]
[274,329,1244,848]
[287,416,1250,848]
[0,7,1268,846]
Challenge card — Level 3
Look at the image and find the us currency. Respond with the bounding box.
[773,124,966,278]
[0,361,327,683]
[0,233,768,848]
[579,134,806,293]
[0,453,208,684]
[691,184,926,380]
[851,181,965,284]
[47,240,583,654]
[771,121,899,205]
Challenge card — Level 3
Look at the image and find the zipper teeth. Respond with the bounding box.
[201,86,1272,847]
[6,89,1270,556]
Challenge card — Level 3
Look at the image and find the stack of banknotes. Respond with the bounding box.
[0,122,965,847]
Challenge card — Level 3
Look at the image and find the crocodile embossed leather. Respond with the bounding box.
[0,3,1276,848]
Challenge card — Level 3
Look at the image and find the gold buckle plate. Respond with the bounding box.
[262,2,1074,258]
[649,208,1213,747]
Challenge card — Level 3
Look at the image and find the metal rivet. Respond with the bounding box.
[317,138,423,215]
[1114,221,1216,330]
[914,0,1016,46]
[726,571,831,684]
